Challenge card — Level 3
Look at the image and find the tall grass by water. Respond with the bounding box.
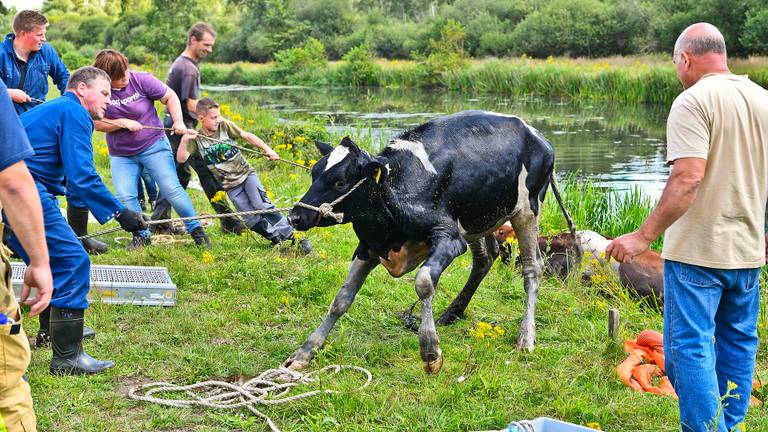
[197,56,768,106]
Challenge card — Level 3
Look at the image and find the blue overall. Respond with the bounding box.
[0,33,69,115]
[7,92,124,310]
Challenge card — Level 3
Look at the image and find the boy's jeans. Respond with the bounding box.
[110,137,202,236]
[663,260,760,432]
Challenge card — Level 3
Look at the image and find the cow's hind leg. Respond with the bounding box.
[437,234,499,325]
[511,210,544,352]
[284,247,379,371]
[416,229,468,373]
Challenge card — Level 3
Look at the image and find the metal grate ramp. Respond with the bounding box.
[11,262,176,306]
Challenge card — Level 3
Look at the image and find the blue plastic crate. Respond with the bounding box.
[505,417,601,432]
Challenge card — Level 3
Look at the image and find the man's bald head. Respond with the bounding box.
[672,23,730,89]
[674,23,727,60]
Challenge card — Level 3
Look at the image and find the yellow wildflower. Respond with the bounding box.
[586,422,602,430]
[98,147,109,157]
[210,190,227,204]
[469,321,505,340]
[202,251,215,264]
[308,159,317,167]
[285,144,293,150]
[293,136,306,144]
[280,292,291,307]
[296,159,306,166]
[266,191,275,202]
[276,144,287,150]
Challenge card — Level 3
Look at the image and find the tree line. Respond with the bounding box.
[1,0,767,66]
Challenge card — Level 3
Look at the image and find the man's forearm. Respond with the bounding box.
[0,162,49,264]
[639,170,702,242]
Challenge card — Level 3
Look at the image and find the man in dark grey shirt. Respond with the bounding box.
[151,22,244,235]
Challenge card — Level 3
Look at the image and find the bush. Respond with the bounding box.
[741,7,768,54]
[336,44,380,86]
[273,38,328,83]
[513,0,613,58]
[61,51,90,70]
[422,19,468,84]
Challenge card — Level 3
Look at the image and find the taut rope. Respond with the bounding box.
[99,119,310,171]
[78,178,369,240]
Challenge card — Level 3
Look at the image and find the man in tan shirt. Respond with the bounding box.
[607,23,768,431]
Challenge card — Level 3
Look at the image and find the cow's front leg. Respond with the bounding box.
[416,230,467,373]
[511,210,544,352]
[284,247,379,371]
[437,234,499,325]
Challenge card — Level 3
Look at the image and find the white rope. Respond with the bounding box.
[80,178,369,240]
[128,365,372,432]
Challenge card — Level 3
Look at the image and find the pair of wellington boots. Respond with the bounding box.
[45,307,114,375]
[68,205,108,255]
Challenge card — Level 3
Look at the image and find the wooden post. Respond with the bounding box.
[608,308,620,341]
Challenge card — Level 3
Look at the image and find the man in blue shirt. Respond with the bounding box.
[0,10,68,114]
[0,72,53,432]
[0,10,108,256]
[8,66,146,376]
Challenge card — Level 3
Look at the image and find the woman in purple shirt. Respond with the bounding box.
[93,49,210,249]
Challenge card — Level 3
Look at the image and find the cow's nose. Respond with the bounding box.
[287,213,301,227]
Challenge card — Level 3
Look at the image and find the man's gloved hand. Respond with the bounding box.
[116,208,149,233]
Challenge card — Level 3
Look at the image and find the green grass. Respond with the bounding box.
[25,106,768,431]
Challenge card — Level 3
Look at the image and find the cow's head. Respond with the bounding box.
[288,137,386,231]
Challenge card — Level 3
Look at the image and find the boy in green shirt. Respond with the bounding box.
[177,98,311,253]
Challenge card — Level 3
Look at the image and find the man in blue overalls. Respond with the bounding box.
[0,10,109,258]
[0,72,53,432]
[8,66,147,375]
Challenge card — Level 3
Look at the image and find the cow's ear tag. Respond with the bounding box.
[373,166,382,184]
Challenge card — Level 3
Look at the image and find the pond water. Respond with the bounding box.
[204,85,671,200]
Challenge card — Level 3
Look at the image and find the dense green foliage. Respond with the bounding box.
[3,0,768,67]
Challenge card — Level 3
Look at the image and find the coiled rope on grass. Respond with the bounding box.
[128,365,373,432]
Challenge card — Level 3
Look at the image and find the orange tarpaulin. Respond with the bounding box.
[617,330,763,406]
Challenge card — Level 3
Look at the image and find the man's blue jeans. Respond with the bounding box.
[110,137,201,236]
[663,260,760,432]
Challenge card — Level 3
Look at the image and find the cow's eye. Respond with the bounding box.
[334,180,346,189]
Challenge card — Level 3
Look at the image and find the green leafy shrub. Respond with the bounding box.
[273,37,328,83]
[422,19,468,85]
[336,44,380,86]
[741,7,768,54]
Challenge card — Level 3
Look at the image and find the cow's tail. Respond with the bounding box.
[549,172,583,263]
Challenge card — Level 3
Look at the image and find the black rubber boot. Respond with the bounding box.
[36,306,96,348]
[67,205,108,255]
[190,227,211,249]
[127,234,152,250]
[49,307,114,375]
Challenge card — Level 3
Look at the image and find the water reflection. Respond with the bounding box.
[204,85,671,200]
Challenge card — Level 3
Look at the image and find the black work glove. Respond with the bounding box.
[115,208,149,233]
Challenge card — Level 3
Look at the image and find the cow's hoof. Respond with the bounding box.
[436,310,462,326]
[422,353,443,374]
[283,354,310,371]
[515,337,535,353]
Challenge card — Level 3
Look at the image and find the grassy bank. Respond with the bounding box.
[197,56,768,106]
[27,107,768,431]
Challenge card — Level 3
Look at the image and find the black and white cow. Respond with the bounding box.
[285,110,575,373]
